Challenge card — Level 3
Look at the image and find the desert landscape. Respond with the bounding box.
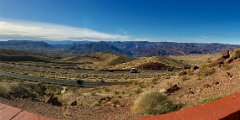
[0,40,239,120]
[1,0,240,120]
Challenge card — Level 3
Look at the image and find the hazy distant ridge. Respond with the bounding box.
[0,40,239,57]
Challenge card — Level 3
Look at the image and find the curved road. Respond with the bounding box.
[0,70,131,87]
[0,62,178,74]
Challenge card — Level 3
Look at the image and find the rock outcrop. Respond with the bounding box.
[210,48,240,67]
[47,92,78,106]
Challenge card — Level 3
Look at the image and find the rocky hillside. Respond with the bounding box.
[62,52,134,69]
[108,41,240,57]
[66,41,240,57]
[0,49,50,62]
[0,40,64,53]
[112,56,190,70]
[207,48,240,67]
[67,42,131,55]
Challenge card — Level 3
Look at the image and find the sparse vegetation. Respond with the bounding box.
[198,67,215,77]
[0,78,63,102]
[10,83,42,100]
[62,52,134,70]
[9,82,63,101]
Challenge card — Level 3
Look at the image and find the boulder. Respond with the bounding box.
[47,95,62,106]
[159,89,167,93]
[222,50,230,59]
[130,68,138,73]
[165,84,180,94]
[209,49,239,67]
[47,92,78,106]
[216,50,230,64]
[191,66,199,70]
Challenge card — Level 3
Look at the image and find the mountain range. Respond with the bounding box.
[0,40,239,57]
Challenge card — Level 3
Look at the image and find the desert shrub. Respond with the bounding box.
[43,84,62,95]
[178,71,187,76]
[132,91,178,115]
[230,48,240,58]
[9,82,62,100]
[205,62,218,68]
[181,76,190,81]
[206,58,212,63]
[9,82,45,100]
[10,85,36,100]
[198,67,215,77]
[0,83,10,97]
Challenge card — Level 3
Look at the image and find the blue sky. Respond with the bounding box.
[0,0,240,44]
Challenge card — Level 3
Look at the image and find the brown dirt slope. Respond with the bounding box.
[113,56,190,70]
[62,52,135,70]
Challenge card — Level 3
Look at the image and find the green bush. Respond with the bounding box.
[198,96,223,104]
[132,91,178,115]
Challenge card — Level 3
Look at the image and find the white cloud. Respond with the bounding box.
[0,20,130,41]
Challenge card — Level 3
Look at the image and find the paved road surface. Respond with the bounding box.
[0,62,178,74]
[0,70,131,87]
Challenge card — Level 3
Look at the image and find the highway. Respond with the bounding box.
[0,70,131,87]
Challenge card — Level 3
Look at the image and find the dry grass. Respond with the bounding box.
[198,67,215,77]
[62,52,134,70]
[0,83,10,97]
[171,53,222,66]
[230,48,240,58]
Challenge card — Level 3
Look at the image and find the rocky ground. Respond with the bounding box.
[0,97,140,120]
[158,49,240,105]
